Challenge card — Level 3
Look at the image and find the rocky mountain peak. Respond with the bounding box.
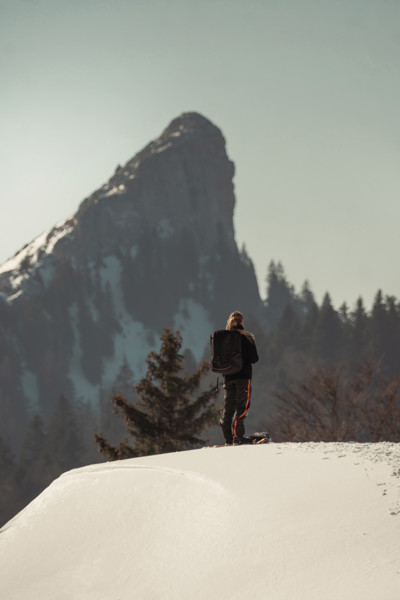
[0,113,262,448]
[76,111,236,261]
[0,113,236,297]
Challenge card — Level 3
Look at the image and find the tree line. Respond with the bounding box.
[244,260,400,440]
[253,261,400,384]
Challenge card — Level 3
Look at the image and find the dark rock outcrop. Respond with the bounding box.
[0,112,262,447]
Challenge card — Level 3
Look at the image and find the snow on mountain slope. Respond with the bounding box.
[0,217,75,297]
[0,112,263,444]
[1,442,399,600]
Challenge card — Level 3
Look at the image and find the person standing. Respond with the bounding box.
[219,311,259,445]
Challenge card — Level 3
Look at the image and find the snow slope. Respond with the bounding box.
[1,443,399,600]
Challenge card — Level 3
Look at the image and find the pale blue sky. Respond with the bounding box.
[1,0,399,308]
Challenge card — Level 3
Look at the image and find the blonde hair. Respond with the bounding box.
[226,311,255,342]
[226,311,244,331]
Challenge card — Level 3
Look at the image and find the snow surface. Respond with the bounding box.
[156,217,174,239]
[21,367,40,413]
[98,255,155,384]
[1,442,399,600]
[64,256,212,405]
[0,217,75,296]
[78,258,211,395]
[102,184,126,198]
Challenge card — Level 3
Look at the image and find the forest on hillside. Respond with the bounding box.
[1,260,400,526]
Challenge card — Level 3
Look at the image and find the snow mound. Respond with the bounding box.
[1,443,400,600]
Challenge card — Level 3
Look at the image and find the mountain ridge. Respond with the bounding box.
[0,112,236,298]
[0,112,262,448]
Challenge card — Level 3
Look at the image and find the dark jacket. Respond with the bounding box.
[224,326,259,382]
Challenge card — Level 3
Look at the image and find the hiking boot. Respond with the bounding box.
[233,436,252,445]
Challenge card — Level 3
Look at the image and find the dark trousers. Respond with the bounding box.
[220,379,251,443]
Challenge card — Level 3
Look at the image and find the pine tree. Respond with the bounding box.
[265,261,295,326]
[297,280,317,319]
[383,295,400,376]
[350,297,368,360]
[367,290,393,372]
[268,304,302,365]
[311,293,342,363]
[95,329,219,459]
[301,295,320,354]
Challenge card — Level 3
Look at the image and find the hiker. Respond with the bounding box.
[219,311,259,445]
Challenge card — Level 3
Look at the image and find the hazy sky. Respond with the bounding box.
[1,0,399,308]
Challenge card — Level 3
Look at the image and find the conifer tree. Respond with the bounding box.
[268,304,302,367]
[368,290,386,359]
[382,295,400,376]
[95,329,219,460]
[350,297,368,359]
[311,293,342,363]
[265,261,295,326]
[301,295,319,354]
[298,280,316,316]
[275,304,302,351]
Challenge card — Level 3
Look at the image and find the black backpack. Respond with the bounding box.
[210,329,243,375]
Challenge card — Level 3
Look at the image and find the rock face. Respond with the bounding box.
[0,112,262,446]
